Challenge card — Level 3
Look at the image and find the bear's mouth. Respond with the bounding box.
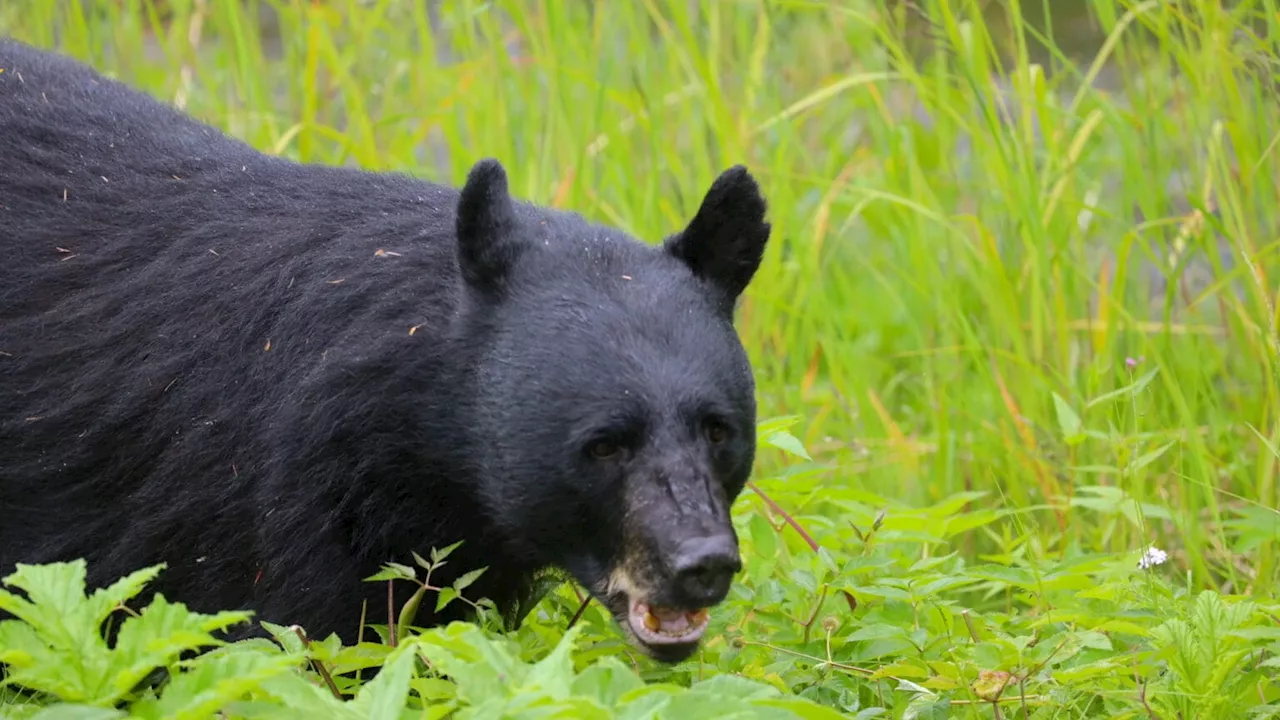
[625,596,711,646]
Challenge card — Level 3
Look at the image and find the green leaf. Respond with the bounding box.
[755,698,858,719]
[571,657,645,707]
[1127,441,1175,475]
[24,707,127,720]
[748,512,778,559]
[430,541,466,565]
[1072,630,1114,651]
[965,564,1038,588]
[434,587,459,613]
[901,693,949,720]
[258,668,352,717]
[453,567,488,594]
[1051,392,1085,444]
[763,429,811,460]
[518,624,585,701]
[260,621,308,655]
[349,640,421,720]
[687,673,782,702]
[756,415,804,439]
[128,650,299,720]
[108,594,252,702]
[845,623,910,643]
[396,583,430,640]
[364,564,416,583]
[1085,367,1160,409]
[416,623,525,705]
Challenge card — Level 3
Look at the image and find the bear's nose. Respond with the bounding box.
[670,533,742,606]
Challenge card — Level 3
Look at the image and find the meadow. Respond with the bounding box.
[1,0,1278,717]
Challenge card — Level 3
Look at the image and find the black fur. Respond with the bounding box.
[0,38,772,660]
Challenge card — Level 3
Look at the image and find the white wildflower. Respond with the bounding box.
[1138,545,1168,570]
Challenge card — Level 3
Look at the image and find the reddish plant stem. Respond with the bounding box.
[293,626,343,699]
[748,480,819,552]
[566,596,591,629]
[387,581,397,648]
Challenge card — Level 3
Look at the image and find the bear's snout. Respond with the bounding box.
[669,533,742,608]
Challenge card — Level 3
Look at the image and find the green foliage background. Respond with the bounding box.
[2,0,1279,717]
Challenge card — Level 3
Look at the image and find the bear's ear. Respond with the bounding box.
[456,158,522,293]
[664,165,771,311]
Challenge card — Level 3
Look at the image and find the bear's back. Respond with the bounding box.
[0,38,468,558]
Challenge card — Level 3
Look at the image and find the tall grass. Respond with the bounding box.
[3,0,1279,714]
[4,0,1278,591]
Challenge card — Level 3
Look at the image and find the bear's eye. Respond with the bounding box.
[587,439,622,460]
[704,419,730,444]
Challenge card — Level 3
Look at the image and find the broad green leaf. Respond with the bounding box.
[571,657,645,707]
[519,625,586,700]
[1051,392,1084,444]
[748,512,778,559]
[349,640,421,720]
[109,595,251,701]
[129,650,299,720]
[763,430,811,460]
[453,567,488,593]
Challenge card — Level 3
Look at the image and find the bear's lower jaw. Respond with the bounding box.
[626,597,711,647]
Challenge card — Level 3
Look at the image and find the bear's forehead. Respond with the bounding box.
[522,226,693,296]
[520,247,710,326]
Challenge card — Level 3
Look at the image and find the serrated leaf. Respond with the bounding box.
[129,649,298,720]
[258,667,352,717]
[2,561,162,657]
[328,642,393,677]
[0,619,88,700]
[453,567,487,594]
[260,621,307,655]
[109,594,251,700]
[416,623,525,704]
[349,640,421,720]
[430,541,466,565]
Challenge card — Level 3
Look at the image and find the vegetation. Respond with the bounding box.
[2,0,1279,716]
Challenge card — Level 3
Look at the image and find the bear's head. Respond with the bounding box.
[452,158,770,663]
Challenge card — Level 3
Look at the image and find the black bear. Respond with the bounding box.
[0,37,771,663]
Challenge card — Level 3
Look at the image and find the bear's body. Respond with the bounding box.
[0,38,771,661]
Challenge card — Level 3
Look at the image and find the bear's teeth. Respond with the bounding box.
[643,611,662,632]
